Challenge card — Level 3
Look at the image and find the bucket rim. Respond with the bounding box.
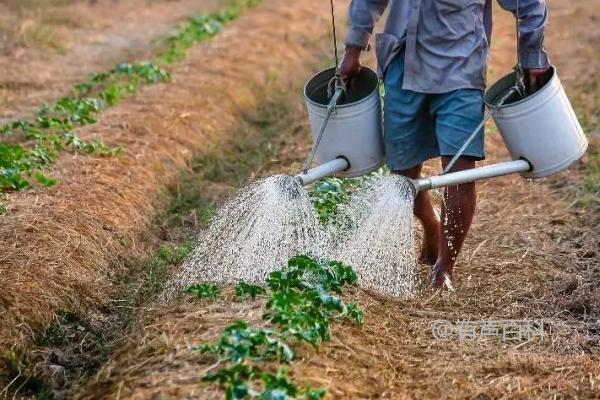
[303,66,380,109]
[484,65,558,109]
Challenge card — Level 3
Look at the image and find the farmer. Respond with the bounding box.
[339,0,550,288]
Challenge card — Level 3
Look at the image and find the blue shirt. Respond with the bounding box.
[345,0,550,93]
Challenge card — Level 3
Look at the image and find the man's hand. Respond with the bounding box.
[524,67,552,94]
[338,46,362,87]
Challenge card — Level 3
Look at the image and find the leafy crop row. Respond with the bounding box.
[187,255,363,399]
[0,62,169,197]
[158,0,263,64]
[0,0,263,214]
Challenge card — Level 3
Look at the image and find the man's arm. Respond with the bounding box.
[498,0,551,92]
[345,0,390,50]
[340,0,390,82]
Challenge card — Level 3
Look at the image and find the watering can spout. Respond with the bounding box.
[295,157,350,186]
[409,159,531,194]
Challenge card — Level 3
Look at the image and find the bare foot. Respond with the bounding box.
[431,260,454,291]
[419,221,441,266]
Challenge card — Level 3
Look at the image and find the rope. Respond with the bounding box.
[301,0,344,174]
[515,0,526,96]
[330,0,339,70]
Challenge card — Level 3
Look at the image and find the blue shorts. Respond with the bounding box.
[383,53,485,171]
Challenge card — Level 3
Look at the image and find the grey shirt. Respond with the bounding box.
[346,0,550,93]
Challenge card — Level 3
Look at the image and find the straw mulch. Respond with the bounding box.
[75,131,600,398]
[0,0,333,351]
[74,1,600,398]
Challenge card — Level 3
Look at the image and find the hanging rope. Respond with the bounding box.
[515,0,526,96]
[301,0,345,173]
[330,0,339,71]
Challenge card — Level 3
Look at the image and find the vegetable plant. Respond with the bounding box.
[187,283,221,299]
[190,256,362,399]
[308,167,390,224]
[0,61,169,203]
[235,282,268,300]
[158,0,264,64]
[0,0,262,213]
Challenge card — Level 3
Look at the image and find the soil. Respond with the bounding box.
[0,0,598,398]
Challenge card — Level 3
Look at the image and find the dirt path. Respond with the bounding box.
[72,1,599,399]
[0,0,227,122]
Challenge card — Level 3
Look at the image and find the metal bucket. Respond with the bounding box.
[303,66,384,178]
[485,66,588,178]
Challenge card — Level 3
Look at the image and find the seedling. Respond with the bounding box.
[197,320,294,363]
[309,168,388,224]
[0,62,168,203]
[0,0,254,211]
[187,283,220,299]
[235,282,267,300]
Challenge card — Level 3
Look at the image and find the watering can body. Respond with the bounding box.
[485,67,588,179]
[303,67,384,178]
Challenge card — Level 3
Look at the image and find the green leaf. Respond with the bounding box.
[345,303,364,325]
[186,283,220,299]
[235,282,267,300]
[259,368,298,399]
[34,173,57,187]
[303,387,327,400]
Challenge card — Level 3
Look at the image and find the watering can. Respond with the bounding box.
[295,65,588,193]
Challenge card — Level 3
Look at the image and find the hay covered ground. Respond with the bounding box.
[0,0,331,356]
[0,0,598,398]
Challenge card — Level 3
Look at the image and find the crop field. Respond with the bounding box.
[0,0,598,399]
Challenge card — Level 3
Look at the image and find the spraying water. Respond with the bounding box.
[325,175,418,297]
[165,174,322,298]
[166,174,419,299]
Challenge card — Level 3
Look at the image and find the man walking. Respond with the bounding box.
[339,0,550,288]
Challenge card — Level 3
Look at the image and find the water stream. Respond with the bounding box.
[166,174,418,299]
[325,175,418,297]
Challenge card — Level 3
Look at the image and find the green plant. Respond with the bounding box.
[264,256,360,348]
[0,61,169,202]
[187,283,221,299]
[259,369,325,400]
[157,0,263,64]
[309,178,352,224]
[1,0,261,211]
[196,256,362,398]
[198,320,294,363]
[309,167,390,224]
[236,282,267,300]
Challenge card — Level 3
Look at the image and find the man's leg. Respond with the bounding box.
[429,86,484,288]
[432,156,477,288]
[392,164,441,266]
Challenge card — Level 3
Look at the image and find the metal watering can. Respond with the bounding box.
[295,65,588,193]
